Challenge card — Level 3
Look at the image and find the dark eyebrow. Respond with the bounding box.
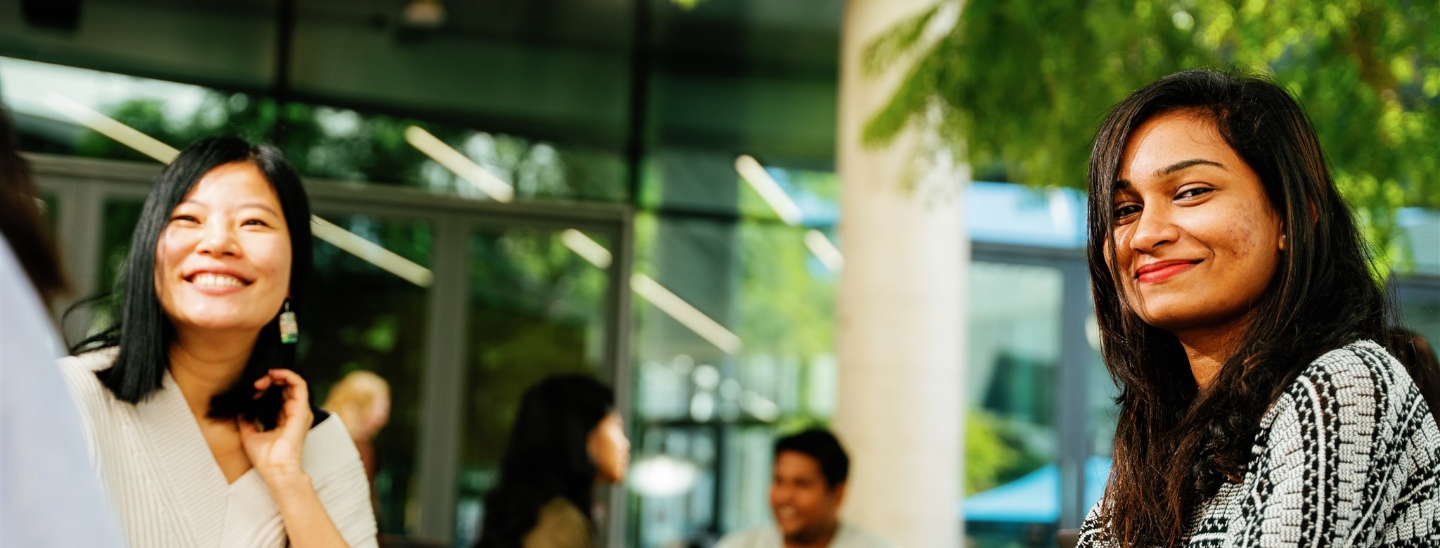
[177,200,280,217]
[1156,158,1225,177]
[237,203,282,216]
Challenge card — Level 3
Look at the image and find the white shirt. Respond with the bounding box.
[0,238,125,547]
[716,522,898,548]
[59,349,379,548]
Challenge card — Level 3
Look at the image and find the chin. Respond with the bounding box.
[180,317,270,334]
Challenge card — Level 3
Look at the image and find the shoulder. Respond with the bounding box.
[302,413,364,478]
[1263,339,1429,439]
[835,522,898,548]
[523,498,592,548]
[57,348,121,412]
[1279,340,1414,414]
[536,497,588,526]
[1298,340,1409,392]
[715,526,780,548]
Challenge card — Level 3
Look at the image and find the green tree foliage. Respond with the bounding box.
[865,0,1440,268]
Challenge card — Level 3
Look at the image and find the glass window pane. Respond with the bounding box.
[272,102,627,203]
[0,57,276,162]
[1398,282,1440,346]
[454,225,614,547]
[629,215,838,548]
[0,3,275,89]
[964,261,1063,546]
[303,213,433,535]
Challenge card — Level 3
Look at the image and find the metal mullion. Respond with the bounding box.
[414,212,473,541]
[1057,260,1093,528]
[49,177,103,338]
[602,212,636,548]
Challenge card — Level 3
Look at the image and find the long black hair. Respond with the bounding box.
[68,136,313,427]
[476,374,615,548]
[1087,68,1440,545]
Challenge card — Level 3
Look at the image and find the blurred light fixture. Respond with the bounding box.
[311,217,435,287]
[46,93,177,164]
[738,155,845,272]
[631,273,743,355]
[404,126,515,203]
[628,455,700,498]
[561,229,613,268]
[46,93,435,288]
[804,229,844,272]
[402,0,446,28]
[735,155,803,225]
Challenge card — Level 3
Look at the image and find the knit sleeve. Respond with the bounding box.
[1227,343,1436,546]
[305,416,379,548]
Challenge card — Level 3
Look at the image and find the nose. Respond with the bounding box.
[1128,203,1179,253]
[195,221,241,257]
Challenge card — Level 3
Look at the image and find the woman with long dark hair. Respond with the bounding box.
[1078,69,1440,546]
[61,136,377,547]
[476,374,630,548]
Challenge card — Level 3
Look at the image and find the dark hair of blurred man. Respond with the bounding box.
[714,429,894,548]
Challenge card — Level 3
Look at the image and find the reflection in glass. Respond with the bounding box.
[273,102,627,204]
[629,216,837,548]
[454,227,612,547]
[303,214,432,535]
[1,57,275,162]
[964,262,1062,547]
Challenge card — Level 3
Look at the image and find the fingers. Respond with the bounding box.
[263,369,312,436]
[237,415,260,438]
[252,375,273,399]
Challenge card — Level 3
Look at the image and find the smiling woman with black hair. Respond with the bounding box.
[1077,69,1440,546]
[60,136,377,547]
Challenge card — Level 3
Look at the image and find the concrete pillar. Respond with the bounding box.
[835,0,968,546]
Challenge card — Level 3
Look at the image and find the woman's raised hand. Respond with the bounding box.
[239,369,314,485]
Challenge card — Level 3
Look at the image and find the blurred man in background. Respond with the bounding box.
[716,429,894,548]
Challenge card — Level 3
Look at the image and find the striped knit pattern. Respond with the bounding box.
[58,349,379,548]
[1078,340,1440,547]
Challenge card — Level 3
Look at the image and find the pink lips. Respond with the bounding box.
[1136,260,1198,284]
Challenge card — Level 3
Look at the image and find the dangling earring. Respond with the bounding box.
[279,300,299,344]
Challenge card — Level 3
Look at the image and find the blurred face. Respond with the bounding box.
[769,451,844,544]
[1110,111,1283,334]
[365,392,391,435]
[155,162,292,340]
[588,412,630,483]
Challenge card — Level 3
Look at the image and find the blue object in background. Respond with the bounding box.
[961,456,1112,523]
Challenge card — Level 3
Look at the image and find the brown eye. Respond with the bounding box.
[1176,187,1214,200]
[1114,204,1141,218]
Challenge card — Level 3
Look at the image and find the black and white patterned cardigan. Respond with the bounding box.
[1078,340,1440,547]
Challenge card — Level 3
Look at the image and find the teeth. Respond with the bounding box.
[193,273,245,288]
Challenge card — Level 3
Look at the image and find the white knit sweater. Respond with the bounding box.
[59,349,379,548]
[1079,340,1440,546]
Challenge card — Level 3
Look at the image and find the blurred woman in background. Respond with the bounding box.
[323,370,392,482]
[1078,69,1440,546]
[61,136,377,547]
[476,374,630,548]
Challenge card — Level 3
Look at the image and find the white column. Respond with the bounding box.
[835,0,968,546]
